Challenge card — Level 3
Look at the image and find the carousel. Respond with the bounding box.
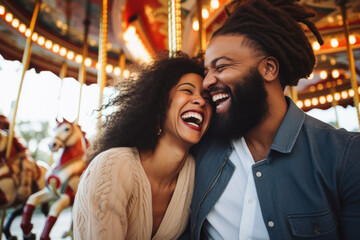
[0,0,359,239]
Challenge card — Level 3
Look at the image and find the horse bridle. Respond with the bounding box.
[54,124,74,147]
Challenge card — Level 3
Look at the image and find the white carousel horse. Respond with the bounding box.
[21,119,89,240]
[0,128,49,240]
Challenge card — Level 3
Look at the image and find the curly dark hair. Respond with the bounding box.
[212,0,324,88]
[89,52,205,161]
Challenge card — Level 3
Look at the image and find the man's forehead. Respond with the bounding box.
[205,36,248,65]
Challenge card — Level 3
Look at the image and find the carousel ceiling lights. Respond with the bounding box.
[296,87,360,109]
[123,26,151,63]
[0,4,130,78]
[211,0,220,9]
[202,9,209,19]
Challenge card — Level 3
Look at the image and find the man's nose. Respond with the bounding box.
[203,72,217,90]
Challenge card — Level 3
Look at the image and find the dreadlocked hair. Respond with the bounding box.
[89,52,205,162]
[213,0,324,88]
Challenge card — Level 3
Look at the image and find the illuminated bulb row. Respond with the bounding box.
[296,87,360,108]
[192,0,220,31]
[319,69,340,80]
[123,26,151,63]
[0,4,130,77]
[312,35,357,51]
[308,79,344,93]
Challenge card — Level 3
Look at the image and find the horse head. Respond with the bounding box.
[49,119,85,152]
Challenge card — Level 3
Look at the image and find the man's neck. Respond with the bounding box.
[244,95,288,162]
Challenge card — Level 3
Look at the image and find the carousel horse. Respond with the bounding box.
[21,119,89,240]
[0,128,49,240]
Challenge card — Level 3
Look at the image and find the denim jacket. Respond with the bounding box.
[184,97,360,240]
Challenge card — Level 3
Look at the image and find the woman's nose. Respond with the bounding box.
[191,96,205,106]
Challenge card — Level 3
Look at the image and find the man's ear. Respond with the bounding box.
[258,56,279,82]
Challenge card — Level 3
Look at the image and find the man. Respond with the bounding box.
[185,0,360,239]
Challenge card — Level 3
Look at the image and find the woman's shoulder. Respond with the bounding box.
[90,147,140,169]
[82,147,140,202]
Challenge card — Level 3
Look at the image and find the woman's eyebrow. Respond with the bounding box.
[177,82,195,89]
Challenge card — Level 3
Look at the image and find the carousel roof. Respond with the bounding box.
[0,0,360,111]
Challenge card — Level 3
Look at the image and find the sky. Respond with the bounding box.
[0,54,117,153]
[0,54,359,154]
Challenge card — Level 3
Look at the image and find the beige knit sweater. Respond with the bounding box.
[73,147,195,240]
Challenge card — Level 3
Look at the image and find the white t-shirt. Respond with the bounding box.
[204,137,270,240]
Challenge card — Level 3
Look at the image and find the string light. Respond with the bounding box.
[336,79,343,85]
[123,69,130,79]
[84,58,92,67]
[331,69,339,78]
[45,40,52,49]
[312,42,320,51]
[320,70,327,79]
[52,44,60,53]
[334,93,341,101]
[19,24,26,33]
[25,29,31,37]
[11,18,19,28]
[311,98,319,106]
[37,36,45,46]
[296,101,303,108]
[75,55,83,64]
[330,38,339,48]
[32,32,38,41]
[0,5,5,15]
[330,57,336,65]
[341,91,348,99]
[59,47,67,56]
[326,94,333,103]
[319,96,326,104]
[192,20,199,31]
[202,9,209,19]
[211,0,220,9]
[66,51,74,60]
[114,67,121,76]
[349,89,354,97]
[304,99,311,107]
[106,64,113,73]
[349,35,356,45]
[5,13,13,22]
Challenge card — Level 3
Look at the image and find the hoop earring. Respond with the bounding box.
[157,126,162,136]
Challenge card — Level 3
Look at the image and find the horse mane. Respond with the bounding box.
[10,133,28,154]
[0,115,10,130]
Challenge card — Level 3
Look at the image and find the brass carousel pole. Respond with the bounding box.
[76,1,91,122]
[5,0,41,159]
[97,0,108,133]
[330,81,340,128]
[2,1,42,237]
[196,0,206,53]
[119,50,125,80]
[337,0,360,130]
[168,0,181,56]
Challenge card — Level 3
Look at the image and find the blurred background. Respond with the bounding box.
[0,0,359,163]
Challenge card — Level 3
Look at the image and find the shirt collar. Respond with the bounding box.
[270,96,305,154]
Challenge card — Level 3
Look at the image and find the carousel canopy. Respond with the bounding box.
[0,0,360,112]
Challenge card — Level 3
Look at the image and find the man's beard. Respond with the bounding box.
[211,67,268,140]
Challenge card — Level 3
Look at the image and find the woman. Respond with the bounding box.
[73,53,212,240]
